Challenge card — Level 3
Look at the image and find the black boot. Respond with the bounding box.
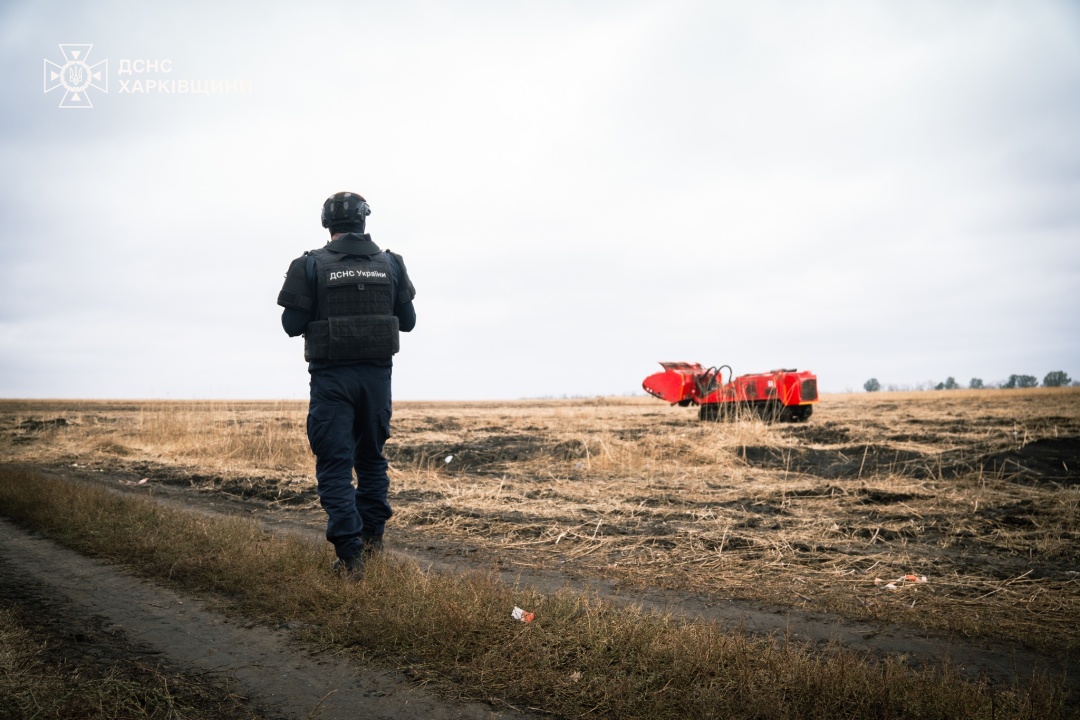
[361,534,384,558]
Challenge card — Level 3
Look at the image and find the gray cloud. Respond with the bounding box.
[1,0,1077,399]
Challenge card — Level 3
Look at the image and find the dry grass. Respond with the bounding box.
[388,392,1080,659]
[2,398,311,469]
[1,390,1078,660]
[0,466,1072,720]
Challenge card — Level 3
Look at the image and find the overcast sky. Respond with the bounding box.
[1,1,1077,400]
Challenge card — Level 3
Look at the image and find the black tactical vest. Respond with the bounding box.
[303,248,400,362]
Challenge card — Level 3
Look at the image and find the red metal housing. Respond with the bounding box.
[643,362,818,421]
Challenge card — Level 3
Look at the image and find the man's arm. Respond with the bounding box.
[281,307,309,337]
[277,254,314,337]
[386,250,416,332]
[395,300,416,332]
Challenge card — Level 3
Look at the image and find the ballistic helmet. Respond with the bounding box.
[321,191,371,233]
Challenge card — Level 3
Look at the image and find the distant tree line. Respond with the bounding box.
[863,371,1073,392]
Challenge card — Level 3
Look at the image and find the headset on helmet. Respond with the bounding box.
[321,191,371,231]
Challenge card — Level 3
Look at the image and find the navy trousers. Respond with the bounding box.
[306,364,393,561]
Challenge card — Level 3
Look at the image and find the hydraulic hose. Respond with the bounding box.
[696,364,733,398]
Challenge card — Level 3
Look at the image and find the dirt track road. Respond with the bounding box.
[0,516,535,720]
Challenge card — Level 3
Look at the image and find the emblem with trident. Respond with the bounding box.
[44,44,107,108]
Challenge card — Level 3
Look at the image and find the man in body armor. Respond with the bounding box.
[277,192,416,579]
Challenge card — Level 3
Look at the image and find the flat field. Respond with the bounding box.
[2,389,1079,674]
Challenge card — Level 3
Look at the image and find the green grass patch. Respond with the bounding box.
[0,467,1073,720]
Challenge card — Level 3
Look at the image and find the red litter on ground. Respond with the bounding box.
[512,606,535,623]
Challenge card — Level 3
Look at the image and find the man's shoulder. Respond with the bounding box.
[285,247,320,263]
[381,249,416,303]
[382,248,409,269]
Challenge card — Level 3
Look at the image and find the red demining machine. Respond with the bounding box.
[643,362,818,422]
